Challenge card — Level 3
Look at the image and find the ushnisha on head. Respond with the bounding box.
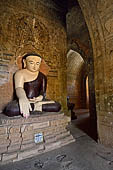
[22,53,42,72]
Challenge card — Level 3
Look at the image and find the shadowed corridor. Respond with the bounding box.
[72,109,98,141]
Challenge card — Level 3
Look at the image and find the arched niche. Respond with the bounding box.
[67,49,88,109]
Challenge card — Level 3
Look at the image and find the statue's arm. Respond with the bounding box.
[14,71,32,118]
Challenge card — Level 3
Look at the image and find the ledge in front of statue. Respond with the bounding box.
[0,111,75,164]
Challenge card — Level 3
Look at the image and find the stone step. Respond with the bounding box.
[0,112,75,164]
[1,133,75,163]
[45,134,75,151]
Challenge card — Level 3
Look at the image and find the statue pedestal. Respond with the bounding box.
[0,112,75,164]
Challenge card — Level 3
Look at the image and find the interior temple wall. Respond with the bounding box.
[0,0,67,112]
[78,0,113,146]
[66,2,96,121]
[0,0,113,147]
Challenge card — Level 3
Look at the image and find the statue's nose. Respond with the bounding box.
[34,65,36,69]
[34,64,38,69]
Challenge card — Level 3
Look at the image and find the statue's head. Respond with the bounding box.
[22,53,42,72]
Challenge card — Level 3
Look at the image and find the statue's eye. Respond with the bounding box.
[36,62,40,65]
[29,61,34,64]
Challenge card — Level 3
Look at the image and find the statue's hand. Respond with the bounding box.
[19,98,32,118]
[29,95,43,103]
[34,102,42,112]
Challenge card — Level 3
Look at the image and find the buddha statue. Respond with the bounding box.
[4,53,61,118]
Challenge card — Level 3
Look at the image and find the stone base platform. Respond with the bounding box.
[0,112,75,164]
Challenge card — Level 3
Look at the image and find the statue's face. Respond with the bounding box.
[24,55,41,72]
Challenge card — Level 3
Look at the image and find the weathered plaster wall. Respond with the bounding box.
[0,0,67,112]
[78,0,113,146]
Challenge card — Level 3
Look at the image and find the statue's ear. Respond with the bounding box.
[23,59,26,68]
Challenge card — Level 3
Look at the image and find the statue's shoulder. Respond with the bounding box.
[14,69,26,78]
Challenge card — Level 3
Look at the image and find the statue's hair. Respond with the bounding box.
[22,53,42,60]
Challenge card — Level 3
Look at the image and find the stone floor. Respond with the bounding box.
[0,109,113,170]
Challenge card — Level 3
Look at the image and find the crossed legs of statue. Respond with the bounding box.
[32,100,61,113]
[4,100,61,117]
[34,100,55,112]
